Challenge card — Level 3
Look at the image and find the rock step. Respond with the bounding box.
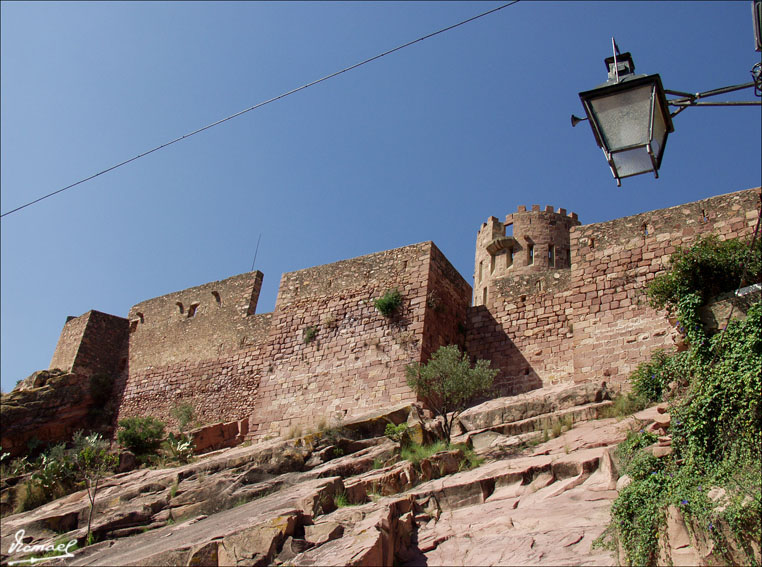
[458,400,613,448]
[343,450,463,505]
[409,446,615,514]
[455,382,609,435]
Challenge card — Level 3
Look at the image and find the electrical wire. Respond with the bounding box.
[1,1,520,219]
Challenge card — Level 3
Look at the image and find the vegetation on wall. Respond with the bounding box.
[599,236,761,566]
[303,325,318,344]
[170,402,196,432]
[374,289,403,317]
[647,234,761,313]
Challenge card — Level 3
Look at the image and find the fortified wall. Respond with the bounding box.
[50,242,471,440]
[45,186,760,443]
[468,187,760,395]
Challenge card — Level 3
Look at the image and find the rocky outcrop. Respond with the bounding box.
[0,371,100,458]
[2,382,704,567]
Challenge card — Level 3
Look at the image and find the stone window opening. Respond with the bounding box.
[176,302,184,315]
[211,291,221,304]
[478,261,483,283]
[490,254,496,274]
[589,237,595,248]
[642,223,649,237]
[136,312,144,323]
[187,302,200,318]
[507,247,514,268]
[482,287,488,306]
[528,244,534,265]
[701,209,709,223]
[548,245,555,268]
[129,320,139,333]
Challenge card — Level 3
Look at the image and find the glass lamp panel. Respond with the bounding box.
[611,147,654,177]
[589,84,653,152]
[650,96,668,163]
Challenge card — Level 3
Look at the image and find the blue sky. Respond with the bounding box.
[1,1,760,393]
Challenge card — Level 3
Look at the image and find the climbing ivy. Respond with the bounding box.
[600,235,761,566]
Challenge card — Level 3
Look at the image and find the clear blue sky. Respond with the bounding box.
[1,1,760,393]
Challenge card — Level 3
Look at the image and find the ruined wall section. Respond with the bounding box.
[570,187,760,384]
[127,271,264,371]
[49,310,129,377]
[49,314,90,372]
[249,242,471,440]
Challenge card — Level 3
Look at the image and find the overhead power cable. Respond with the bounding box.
[1,1,520,219]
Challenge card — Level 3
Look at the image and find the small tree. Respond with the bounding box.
[73,432,117,545]
[405,345,497,443]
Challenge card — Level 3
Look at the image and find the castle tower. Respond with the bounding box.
[473,205,580,305]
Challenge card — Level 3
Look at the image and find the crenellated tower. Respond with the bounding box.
[474,205,580,305]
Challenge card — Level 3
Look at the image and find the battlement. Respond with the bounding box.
[509,204,578,222]
[474,204,581,306]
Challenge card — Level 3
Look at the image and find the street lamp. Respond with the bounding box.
[575,50,673,186]
[573,39,761,186]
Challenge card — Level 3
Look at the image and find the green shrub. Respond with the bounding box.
[170,403,196,432]
[374,289,402,317]
[117,416,166,456]
[599,392,650,419]
[451,442,483,470]
[629,349,693,402]
[647,235,761,313]
[164,432,194,463]
[333,491,357,508]
[670,303,762,464]
[303,325,318,344]
[384,423,410,446]
[615,430,658,472]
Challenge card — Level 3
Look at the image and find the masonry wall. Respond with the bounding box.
[249,242,471,440]
[127,271,264,371]
[114,341,268,431]
[467,270,573,395]
[50,315,90,372]
[570,187,760,384]
[115,242,470,435]
[49,310,129,377]
[468,187,760,392]
[48,185,760,442]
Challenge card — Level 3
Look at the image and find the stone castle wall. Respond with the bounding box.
[468,187,760,394]
[112,242,470,436]
[127,271,265,371]
[569,187,760,384]
[249,242,470,439]
[46,185,760,440]
[49,310,129,378]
